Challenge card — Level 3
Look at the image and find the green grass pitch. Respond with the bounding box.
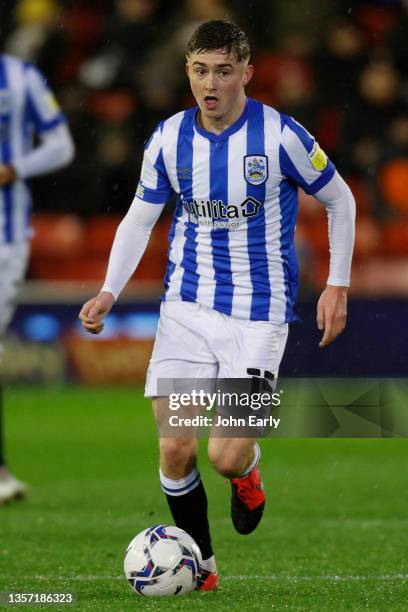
[0,387,407,611]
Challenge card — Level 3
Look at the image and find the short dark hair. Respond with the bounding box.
[186,20,251,63]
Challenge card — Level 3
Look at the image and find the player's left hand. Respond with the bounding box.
[79,291,115,334]
[0,164,17,187]
[316,285,348,348]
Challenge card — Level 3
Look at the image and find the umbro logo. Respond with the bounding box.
[177,167,192,175]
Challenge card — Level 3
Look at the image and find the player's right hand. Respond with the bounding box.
[0,163,17,187]
[79,291,115,334]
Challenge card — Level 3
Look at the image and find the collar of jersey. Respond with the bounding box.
[194,97,250,142]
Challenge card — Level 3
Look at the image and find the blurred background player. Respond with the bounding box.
[0,52,74,504]
[79,20,355,590]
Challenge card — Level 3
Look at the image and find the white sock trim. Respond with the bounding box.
[242,443,260,476]
[160,467,200,497]
[201,554,217,572]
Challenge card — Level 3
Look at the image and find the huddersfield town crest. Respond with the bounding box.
[244,155,268,185]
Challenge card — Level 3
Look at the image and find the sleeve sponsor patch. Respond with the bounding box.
[136,182,145,198]
[45,91,60,113]
[308,141,328,172]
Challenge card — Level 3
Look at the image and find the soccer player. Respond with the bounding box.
[79,21,355,590]
[0,53,75,504]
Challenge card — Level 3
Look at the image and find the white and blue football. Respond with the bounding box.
[124,525,202,597]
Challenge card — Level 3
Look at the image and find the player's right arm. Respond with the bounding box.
[79,198,165,333]
[279,115,355,347]
[79,123,173,334]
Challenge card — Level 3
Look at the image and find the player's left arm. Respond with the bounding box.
[10,65,74,182]
[280,116,356,347]
[313,172,355,347]
[12,124,75,181]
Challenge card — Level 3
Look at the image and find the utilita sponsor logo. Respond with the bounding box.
[182,197,262,228]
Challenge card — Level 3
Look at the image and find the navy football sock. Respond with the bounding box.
[160,468,214,560]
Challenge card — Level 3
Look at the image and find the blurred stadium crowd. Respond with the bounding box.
[1,0,407,294]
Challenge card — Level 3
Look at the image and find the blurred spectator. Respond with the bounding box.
[250,30,318,131]
[315,19,368,108]
[386,114,408,155]
[387,0,408,75]
[5,0,61,62]
[343,60,404,175]
[231,0,275,52]
[140,0,233,118]
[2,0,106,87]
[79,0,161,91]
[353,0,401,48]
[89,124,141,215]
[267,0,341,44]
[376,114,408,217]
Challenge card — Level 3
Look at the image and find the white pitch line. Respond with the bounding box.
[223,574,408,582]
[214,517,408,528]
[4,574,407,582]
[320,519,408,529]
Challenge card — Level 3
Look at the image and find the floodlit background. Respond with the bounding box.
[1,0,407,384]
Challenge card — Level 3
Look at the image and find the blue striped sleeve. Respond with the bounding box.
[136,122,173,204]
[279,114,335,195]
[24,64,65,132]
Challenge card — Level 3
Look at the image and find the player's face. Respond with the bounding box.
[186,49,254,130]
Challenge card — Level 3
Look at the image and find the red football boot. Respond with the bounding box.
[230,465,265,534]
[196,568,218,591]
[196,555,218,591]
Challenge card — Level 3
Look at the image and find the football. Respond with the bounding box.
[124,525,202,596]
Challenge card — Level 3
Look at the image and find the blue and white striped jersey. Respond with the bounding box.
[137,98,336,323]
[0,54,66,244]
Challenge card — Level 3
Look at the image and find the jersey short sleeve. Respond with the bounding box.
[24,64,65,132]
[279,114,335,195]
[135,122,173,204]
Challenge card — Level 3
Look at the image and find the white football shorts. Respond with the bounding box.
[0,242,29,336]
[144,300,288,397]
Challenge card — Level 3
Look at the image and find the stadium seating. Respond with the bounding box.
[29,213,171,282]
[378,159,408,215]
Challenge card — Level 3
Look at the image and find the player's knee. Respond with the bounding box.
[159,438,197,475]
[208,444,245,478]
